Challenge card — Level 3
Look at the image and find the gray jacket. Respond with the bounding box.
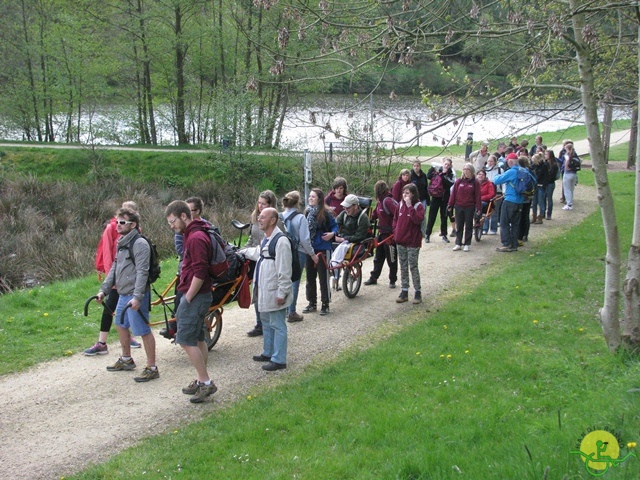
[100,229,150,301]
[241,226,292,313]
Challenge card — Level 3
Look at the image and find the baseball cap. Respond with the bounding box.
[506,153,518,160]
[340,194,360,208]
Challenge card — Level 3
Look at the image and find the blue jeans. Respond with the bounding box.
[500,200,522,249]
[532,186,545,217]
[287,251,308,315]
[544,182,556,217]
[260,308,287,364]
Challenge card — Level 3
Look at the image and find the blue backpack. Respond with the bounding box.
[510,167,536,200]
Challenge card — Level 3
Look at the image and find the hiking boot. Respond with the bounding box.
[364,278,377,286]
[262,361,287,371]
[130,337,142,349]
[190,382,218,403]
[247,327,263,337]
[134,366,159,383]
[302,304,317,313]
[182,379,199,395]
[287,312,304,323]
[496,246,514,252]
[413,291,422,304]
[107,357,136,371]
[83,342,108,356]
[518,240,524,247]
[396,291,409,303]
[320,304,330,315]
[441,235,450,243]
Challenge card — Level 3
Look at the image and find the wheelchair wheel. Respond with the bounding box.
[342,262,362,299]
[205,309,223,351]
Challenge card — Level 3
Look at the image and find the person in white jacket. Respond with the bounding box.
[240,208,293,371]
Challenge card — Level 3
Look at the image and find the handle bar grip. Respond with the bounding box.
[83,296,99,317]
[119,303,149,326]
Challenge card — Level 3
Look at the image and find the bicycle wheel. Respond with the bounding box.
[205,309,223,350]
[342,262,362,299]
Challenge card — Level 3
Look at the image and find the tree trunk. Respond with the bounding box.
[571,0,622,351]
[602,103,612,164]
[621,24,640,351]
[628,105,637,169]
[174,5,188,145]
[20,0,42,142]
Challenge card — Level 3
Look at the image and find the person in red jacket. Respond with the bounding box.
[477,170,496,235]
[165,200,217,403]
[84,201,141,356]
[448,163,481,252]
[392,184,425,304]
[324,176,348,216]
[365,180,398,288]
[391,169,412,202]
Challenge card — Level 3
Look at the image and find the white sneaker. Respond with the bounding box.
[562,205,573,210]
[463,245,470,252]
[452,245,462,251]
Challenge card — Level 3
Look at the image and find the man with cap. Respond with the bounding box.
[330,194,372,269]
[492,153,525,252]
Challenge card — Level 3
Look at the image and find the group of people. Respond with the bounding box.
[83,134,581,403]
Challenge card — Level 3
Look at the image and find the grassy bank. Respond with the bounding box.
[60,172,640,479]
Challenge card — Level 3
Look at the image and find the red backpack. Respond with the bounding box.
[428,172,445,198]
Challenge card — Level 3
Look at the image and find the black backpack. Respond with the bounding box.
[201,226,242,283]
[127,234,161,284]
[265,232,302,283]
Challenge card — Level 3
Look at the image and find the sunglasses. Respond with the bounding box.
[116,220,133,225]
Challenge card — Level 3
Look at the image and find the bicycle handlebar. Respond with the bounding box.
[119,303,149,326]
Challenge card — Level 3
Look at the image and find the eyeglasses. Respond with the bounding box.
[116,220,133,225]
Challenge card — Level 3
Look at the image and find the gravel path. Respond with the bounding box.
[0,169,603,480]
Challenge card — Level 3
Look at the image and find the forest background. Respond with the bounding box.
[0,0,607,150]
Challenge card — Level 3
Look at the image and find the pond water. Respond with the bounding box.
[0,95,630,152]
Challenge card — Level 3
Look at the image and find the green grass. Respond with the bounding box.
[58,172,640,479]
[402,120,631,158]
[0,257,178,376]
[0,147,300,189]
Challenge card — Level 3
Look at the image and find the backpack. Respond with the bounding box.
[569,157,581,172]
[127,234,161,284]
[428,172,445,198]
[510,167,536,200]
[202,226,241,283]
[265,231,302,282]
